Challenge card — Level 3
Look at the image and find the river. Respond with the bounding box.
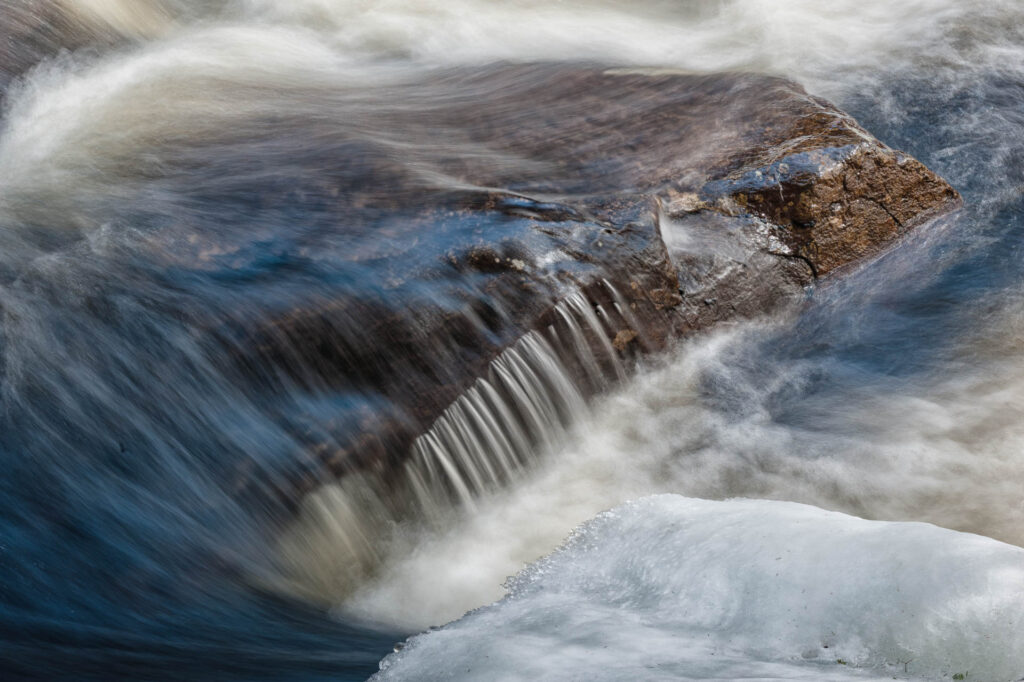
[1,1,1023,680]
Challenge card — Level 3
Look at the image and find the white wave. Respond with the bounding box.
[2,0,1019,228]
[12,1,1024,99]
[244,0,965,79]
[141,0,1019,88]
[0,19,376,236]
[374,495,1024,681]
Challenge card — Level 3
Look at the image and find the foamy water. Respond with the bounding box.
[319,282,1024,625]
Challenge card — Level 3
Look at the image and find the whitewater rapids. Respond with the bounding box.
[2,1,1024,681]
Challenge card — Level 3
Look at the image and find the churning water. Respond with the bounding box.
[2,1,1024,680]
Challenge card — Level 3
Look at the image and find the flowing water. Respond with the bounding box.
[2,1,1024,680]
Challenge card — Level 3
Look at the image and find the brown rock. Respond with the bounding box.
[697,139,960,275]
[213,64,960,507]
[612,329,638,352]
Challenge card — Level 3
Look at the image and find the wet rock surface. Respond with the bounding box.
[0,43,957,504]
[212,64,960,505]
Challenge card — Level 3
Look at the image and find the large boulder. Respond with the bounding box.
[221,64,960,509]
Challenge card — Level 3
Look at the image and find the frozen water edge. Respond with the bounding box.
[374,495,1024,682]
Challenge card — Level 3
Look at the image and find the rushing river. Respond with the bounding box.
[2,1,1024,680]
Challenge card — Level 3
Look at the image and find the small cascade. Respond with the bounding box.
[602,277,643,333]
[561,290,628,382]
[403,330,587,515]
[274,472,392,595]
[278,284,641,602]
[401,283,635,515]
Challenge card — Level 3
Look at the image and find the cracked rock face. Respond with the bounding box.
[697,142,960,276]
[175,64,959,503]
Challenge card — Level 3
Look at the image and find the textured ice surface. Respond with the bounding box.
[375,496,1024,681]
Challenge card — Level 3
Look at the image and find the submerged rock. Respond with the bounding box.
[214,64,960,509]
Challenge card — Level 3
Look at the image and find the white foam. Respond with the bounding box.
[0,22,357,206]
[237,0,973,86]
[14,1,1024,107]
[333,308,1024,629]
[4,0,1020,228]
[374,495,1024,681]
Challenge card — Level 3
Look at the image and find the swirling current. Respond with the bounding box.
[2,1,1024,680]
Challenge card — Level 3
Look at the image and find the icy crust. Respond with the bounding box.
[374,496,1024,681]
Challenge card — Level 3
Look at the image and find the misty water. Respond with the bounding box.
[2,1,1024,680]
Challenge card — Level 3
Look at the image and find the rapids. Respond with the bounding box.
[1,1,1023,680]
